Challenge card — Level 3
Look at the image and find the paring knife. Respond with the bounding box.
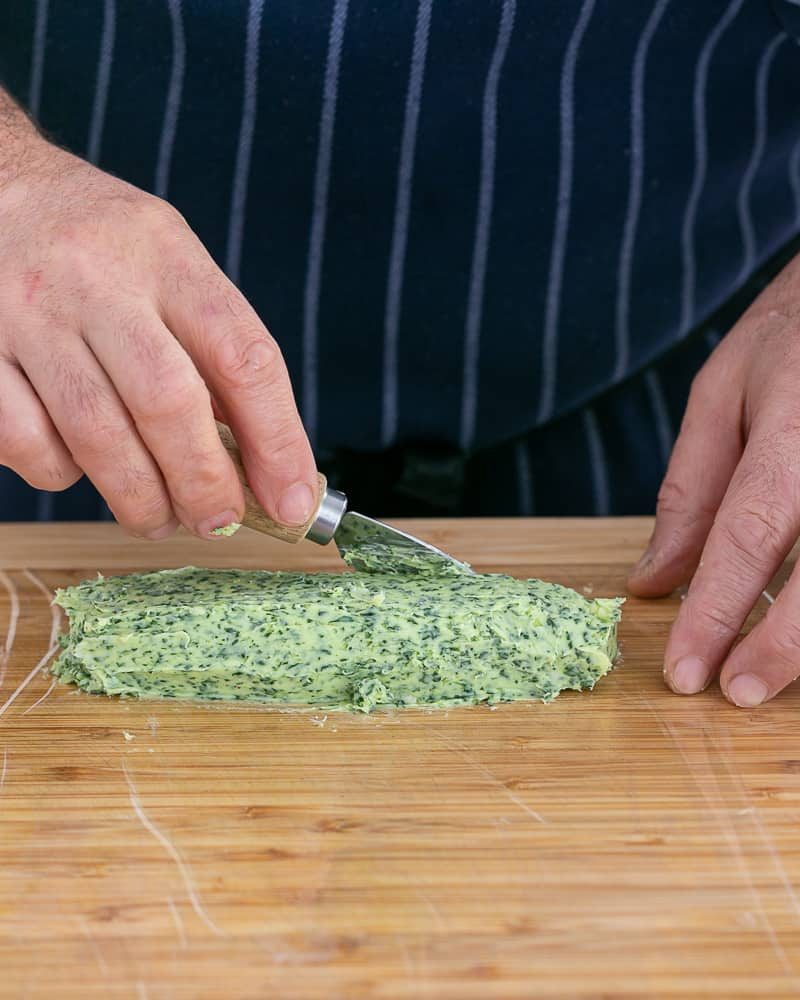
[217,423,469,572]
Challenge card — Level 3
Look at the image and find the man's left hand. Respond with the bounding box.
[629,254,800,708]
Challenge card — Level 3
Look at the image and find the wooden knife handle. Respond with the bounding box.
[216,421,326,544]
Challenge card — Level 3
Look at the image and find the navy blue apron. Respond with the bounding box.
[1,0,799,517]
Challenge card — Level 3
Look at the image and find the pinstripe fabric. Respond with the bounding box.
[225,0,265,284]
[537,0,596,425]
[27,0,48,118]
[1,1,800,522]
[736,32,787,284]
[644,369,673,470]
[463,323,722,517]
[302,0,349,448]
[86,0,115,164]
[515,441,534,516]
[582,408,610,517]
[790,137,800,223]
[35,490,53,522]
[154,0,185,200]
[679,0,745,335]
[381,0,433,449]
[614,0,671,382]
[459,0,516,451]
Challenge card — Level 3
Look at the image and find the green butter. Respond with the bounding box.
[210,522,241,537]
[52,557,623,712]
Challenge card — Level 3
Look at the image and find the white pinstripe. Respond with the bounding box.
[613,0,671,383]
[537,0,596,426]
[35,491,53,522]
[736,32,787,285]
[28,0,49,118]
[459,0,516,451]
[154,0,186,200]
[86,0,116,164]
[582,407,609,516]
[679,0,745,334]
[302,0,350,447]
[644,368,673,469]
[515,440,534,515]
[226,0,265,284]
[381,0,433,449]
[789,136,800,226]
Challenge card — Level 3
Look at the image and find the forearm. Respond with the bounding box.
[0,88,44,188]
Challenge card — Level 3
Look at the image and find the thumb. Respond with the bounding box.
[627,366,743,598]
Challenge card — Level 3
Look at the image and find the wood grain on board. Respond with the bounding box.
[0,519,799,999]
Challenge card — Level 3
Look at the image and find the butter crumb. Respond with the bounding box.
[210,522,241,538]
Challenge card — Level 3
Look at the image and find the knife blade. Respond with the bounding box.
[217,422,469,572]
[307,487,471,573]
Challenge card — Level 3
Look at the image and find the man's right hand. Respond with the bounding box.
[0,95,317,539]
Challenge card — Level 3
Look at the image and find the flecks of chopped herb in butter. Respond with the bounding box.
[340,540,471,575]
[52,556,624,713]
[210,522,241,537]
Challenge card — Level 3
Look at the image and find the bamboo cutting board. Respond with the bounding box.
[1,519,799,999]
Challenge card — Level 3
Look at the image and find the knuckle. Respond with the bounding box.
[50,221,119,289]
[78,415,134,459]
[212,330,284,395]
[49,465,83,491]
[142,195,185,232]
[172,452,234,508]
[106,469,170,526]
[119,505,171,535]
[261,418,310,473]
[51,357,105,424]
[688,599,742,642]
[0,422,81,491]
[24,464,82,492]
[170,467,233,520]
[766,615,800,672]
[132,367,209,426]
[114,465,165,503]
[656,477,690,518]
[0,418,47,465]
[655,472,718,527]
[720,500,791,568]
[197,281,250,323]
[758,417,800,465]
[112,308,170,367]
[31,245,102,314]
[683,360,734,433]
[689,363,717,402]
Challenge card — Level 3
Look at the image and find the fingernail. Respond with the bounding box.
[146,518,180,541]
[197,510,239,538]
[277,482,315,526]
[670,656,711,695]
[727,673,768,708]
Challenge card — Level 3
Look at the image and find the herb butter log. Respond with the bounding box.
[52,558,623,712]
